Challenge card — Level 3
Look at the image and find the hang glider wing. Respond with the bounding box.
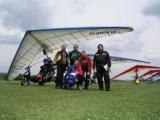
[88,54,150,64]
[111,64,160,80]
[145,72,160,80]
[110,56,150,64]
[139,69,160,79]
[8,26,133,80]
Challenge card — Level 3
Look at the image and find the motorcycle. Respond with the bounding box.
[21,59,56,86]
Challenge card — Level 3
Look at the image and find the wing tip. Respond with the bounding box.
[128,27,134,32]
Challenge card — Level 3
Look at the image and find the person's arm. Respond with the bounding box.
[77,51,81,59]
[78,56,82,64]
[87,56,92,72]
[107,52,111,68]
[105,51,111,71]
[66,52,70,65]
[54,51,59,62]
[68,51,72,58]
[93,54,96,69]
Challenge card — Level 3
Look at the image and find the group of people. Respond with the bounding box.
[54,43,111,91]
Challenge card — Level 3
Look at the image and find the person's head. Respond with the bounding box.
[61,43,67,51]
[97,44,103,51]
[81,50,87,57]
[73,44,78,50]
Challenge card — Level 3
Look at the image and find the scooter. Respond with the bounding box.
[21,60,56,86]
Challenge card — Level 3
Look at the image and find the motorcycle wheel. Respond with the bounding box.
[21,78,29,86]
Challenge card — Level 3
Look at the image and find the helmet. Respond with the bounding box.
[36,73,43,80]
[43,59,49,65]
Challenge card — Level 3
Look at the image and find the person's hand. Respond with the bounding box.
[107,67,111,72]
[87,72,90,75]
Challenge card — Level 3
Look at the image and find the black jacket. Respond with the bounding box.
[93,50,111,69]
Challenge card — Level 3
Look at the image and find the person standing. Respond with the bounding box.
[54,43,69,88]
[78,50,92,90]
[69,44,81,65]
[93,44,111,91]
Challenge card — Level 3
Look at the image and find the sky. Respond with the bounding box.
[0,0,160,73]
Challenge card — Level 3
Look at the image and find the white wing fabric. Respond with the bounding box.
[8,27,133,80]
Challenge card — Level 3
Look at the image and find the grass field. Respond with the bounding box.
[0,79,160,120]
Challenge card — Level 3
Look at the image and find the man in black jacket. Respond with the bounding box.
[93,44,111,91]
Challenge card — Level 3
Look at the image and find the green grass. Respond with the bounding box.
[0,79,160,120]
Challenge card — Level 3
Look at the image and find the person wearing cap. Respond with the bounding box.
[93,44,111,91]
[54,43,69,88]
[78,50,92,90]
[68,44,81,65]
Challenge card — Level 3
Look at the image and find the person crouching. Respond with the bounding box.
[63,60,83,90]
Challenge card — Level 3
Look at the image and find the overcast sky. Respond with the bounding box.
[0,0,160,72]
